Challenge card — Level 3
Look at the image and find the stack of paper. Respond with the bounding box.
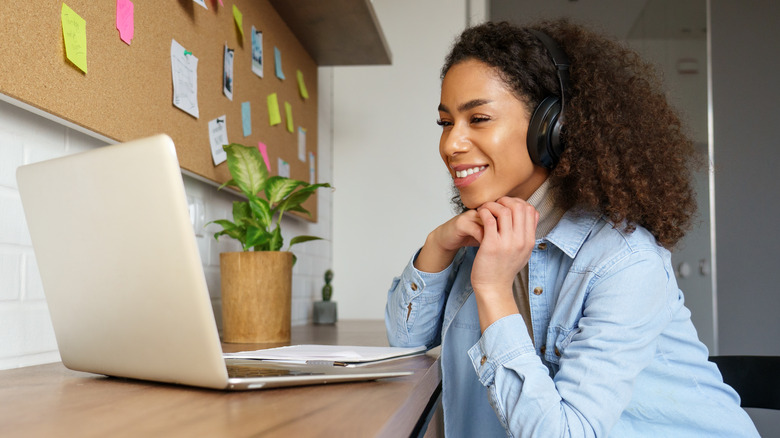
[224,344,427,367]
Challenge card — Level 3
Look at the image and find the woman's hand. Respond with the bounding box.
[414,209,484,273]
[471,197,539,331]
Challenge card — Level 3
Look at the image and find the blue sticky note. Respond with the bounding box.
[274,46,285,80]
[241,101,251,137]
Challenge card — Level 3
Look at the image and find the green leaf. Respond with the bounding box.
[268,226,283,252]
[217,178,236,190]
[208,219,237,230]
[245,226,271,251]
[248,196,272,229]
[285,204,312,217]
[232,201,251,224]
[288,235,323,250]
[223,144,268,196]
[275,187,317,215]
[209,219,246,243]
[265,177,307,205]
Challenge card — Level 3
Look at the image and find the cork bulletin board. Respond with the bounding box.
[0,0,320,220]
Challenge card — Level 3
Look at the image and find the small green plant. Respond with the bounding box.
[322,269,333,301]
[209,143,330,253]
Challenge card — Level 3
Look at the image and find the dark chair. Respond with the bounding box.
[709,355,780,410]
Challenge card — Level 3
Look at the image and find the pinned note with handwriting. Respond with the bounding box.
[61,3,87,73]
[278,158,290,178]
[208,115,228,165]
[171,39,199,118]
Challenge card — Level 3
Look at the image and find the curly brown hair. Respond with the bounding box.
[442,19,700,249]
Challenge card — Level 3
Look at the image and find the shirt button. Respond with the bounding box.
[411,282,418,291]
[480,355,487,366]
[537,243,547,250]
[540,346,546,355]
[554,347,561,357]
[533,287,543,295]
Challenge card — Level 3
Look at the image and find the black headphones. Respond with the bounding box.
[526,29,571,169]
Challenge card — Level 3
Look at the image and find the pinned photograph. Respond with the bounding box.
[251,26,263,78]
[223,44,234,101]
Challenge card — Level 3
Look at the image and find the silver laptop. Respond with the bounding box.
[16,134,409,390]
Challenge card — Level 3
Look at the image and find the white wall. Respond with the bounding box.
[332,0,471,319]
[0,65,333,370]
[711,0,780,433]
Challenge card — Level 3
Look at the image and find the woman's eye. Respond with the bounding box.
[436,119,452,127]
[471,115,490,124]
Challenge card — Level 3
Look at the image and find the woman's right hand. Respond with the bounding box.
[413,210,484,273]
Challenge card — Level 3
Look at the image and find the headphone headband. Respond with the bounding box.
[527,29,571,88]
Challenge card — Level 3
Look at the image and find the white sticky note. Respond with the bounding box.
[309,151,316,184]
[278,157,290,178]
[297,127,306,162]
[208,115,228,165]
[171,39,199,118]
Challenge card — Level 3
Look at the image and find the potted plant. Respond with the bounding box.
[210,143,330,343]
[313,269,337,324]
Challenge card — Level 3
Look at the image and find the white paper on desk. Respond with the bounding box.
[223,344,426,365]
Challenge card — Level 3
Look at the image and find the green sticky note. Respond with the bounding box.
[232,5,244,40]
[296,70,309,99]
[61,3,87,73]
[284,102,294,133]
[267,93,281,126]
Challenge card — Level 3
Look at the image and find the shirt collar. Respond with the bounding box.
[544,209,601,259]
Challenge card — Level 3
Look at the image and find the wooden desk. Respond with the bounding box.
[0,320,441,438]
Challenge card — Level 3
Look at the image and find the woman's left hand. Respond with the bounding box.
[471,196,539,331]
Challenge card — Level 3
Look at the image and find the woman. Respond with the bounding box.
[385,20,758,437]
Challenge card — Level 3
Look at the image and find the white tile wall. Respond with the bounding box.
[0,68,334,370]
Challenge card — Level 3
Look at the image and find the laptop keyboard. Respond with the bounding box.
[226,364,324,378]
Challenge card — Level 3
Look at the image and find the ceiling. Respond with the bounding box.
[490,0,706,41]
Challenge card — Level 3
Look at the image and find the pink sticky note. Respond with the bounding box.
[116,0,134,44]
[257,142,271,172]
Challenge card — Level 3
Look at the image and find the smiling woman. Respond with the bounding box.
[436,59,546,206]
[384,19,759,438]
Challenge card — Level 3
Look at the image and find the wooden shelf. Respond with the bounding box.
[269,0,392,66]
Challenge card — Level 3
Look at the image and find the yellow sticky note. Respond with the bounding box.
[296,70,309,100]
[232,5,244,40]
[267,93,281,126]
[284,102,294,133]
[61,3,87,73]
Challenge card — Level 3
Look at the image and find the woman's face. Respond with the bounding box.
[438,59,548,209]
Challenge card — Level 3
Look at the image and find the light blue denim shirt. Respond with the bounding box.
[386,210,758,437]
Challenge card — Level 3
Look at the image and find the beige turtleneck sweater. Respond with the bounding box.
[512,178,565,343]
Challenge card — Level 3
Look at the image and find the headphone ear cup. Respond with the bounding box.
[526,96,562,169]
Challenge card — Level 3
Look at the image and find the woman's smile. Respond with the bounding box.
[452,164,488,187]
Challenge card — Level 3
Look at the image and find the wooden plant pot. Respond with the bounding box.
[220,251,293,343]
